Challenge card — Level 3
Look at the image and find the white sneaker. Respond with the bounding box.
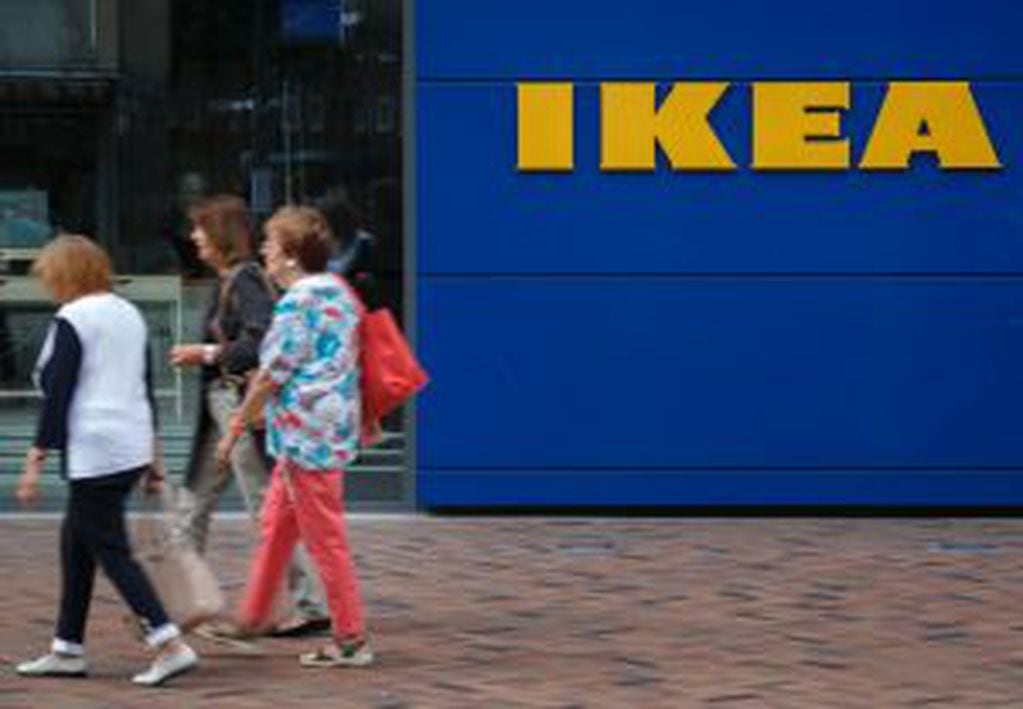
[16,652,88,678]
[132,643,199,687]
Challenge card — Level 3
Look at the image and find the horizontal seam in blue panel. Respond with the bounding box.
[417,76,1023,85]
[419,467,1023,473]
[419,272,1023,281]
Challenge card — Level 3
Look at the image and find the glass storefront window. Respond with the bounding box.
[0,0,98,69]
[0,0,407,509]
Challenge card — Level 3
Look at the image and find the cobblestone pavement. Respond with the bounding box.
[1,515,1022,707]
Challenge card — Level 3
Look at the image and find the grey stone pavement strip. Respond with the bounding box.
[1,516,1022,707]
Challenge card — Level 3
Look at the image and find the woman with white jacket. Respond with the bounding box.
[14,235,199,687]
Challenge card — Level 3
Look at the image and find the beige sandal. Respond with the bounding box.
[299,640,374,668]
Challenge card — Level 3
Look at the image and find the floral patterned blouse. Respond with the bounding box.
[260,273,361,471]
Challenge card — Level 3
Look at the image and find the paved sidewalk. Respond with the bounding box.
[1,515,1022,707]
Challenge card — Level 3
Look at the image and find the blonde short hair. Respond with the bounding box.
[32,234,112,303]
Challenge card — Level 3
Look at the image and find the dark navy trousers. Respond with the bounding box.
[56,467,170,645]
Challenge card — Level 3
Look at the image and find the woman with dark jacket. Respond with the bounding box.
[170,195,327,633]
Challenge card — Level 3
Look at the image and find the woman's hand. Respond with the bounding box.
[170,344,216,368]
[215,433,238,470]
[216,412,247,470]
[16,447,45,507]
[144,456,166,496]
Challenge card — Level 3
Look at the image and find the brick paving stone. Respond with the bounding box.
[1,517,1023,706]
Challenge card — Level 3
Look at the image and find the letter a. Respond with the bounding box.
[860,82,1002,170]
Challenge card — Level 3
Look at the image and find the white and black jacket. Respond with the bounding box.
[34,293,157,480]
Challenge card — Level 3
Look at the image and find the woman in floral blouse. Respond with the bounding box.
[216,205,371,668]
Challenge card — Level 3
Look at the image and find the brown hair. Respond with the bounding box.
[188,194,252,266]
[32,234,112,303]
[265,205,331,273]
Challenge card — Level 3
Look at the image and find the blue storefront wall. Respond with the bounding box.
[414,1,1023,507]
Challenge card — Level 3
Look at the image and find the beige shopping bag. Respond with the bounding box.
[135,486,225,631]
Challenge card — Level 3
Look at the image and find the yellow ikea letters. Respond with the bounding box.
[600,82,736,171]
[860,82,1002,170]
[517,83,575,171]
[753,83,851,171]
[516,81,1001,172]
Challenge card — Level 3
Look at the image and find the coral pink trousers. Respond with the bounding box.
[241,459,365,640]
